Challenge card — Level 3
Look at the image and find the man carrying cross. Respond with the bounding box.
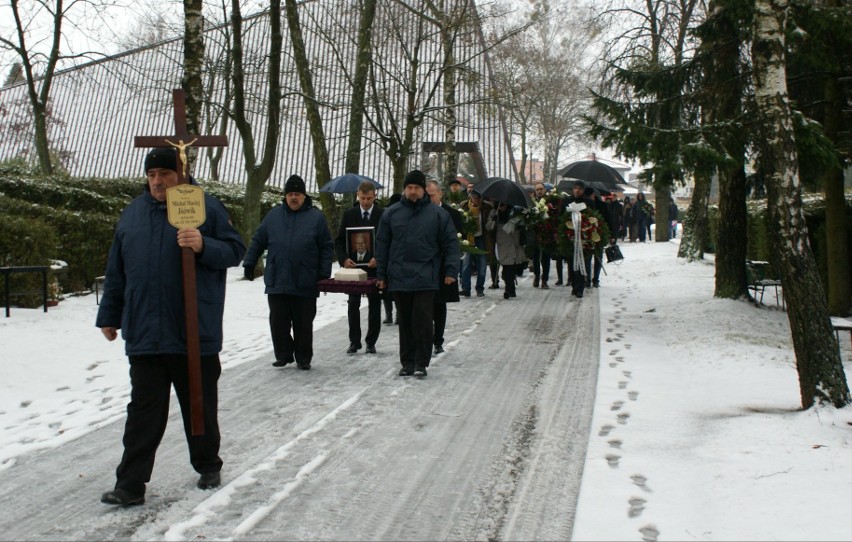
[96,147,245,505]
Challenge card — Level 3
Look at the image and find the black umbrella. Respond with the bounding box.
[319,173,383,194]
[474,177,533,209]
[556,160,625,190]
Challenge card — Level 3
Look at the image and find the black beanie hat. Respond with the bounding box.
[572,179,586,189]
[144,148,178,173]
[284,174,307,195]
[403,169,426,189]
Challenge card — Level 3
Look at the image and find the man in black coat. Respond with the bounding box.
[426,179,462,357]
[585,187,612,288]
[561,180,595,298]
[334,180,384,354]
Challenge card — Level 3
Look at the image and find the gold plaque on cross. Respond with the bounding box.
[166,185,206,229]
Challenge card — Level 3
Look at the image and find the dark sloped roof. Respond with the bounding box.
[0,0,515,193]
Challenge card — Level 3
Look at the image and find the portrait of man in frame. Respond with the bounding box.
[346,227,375,267]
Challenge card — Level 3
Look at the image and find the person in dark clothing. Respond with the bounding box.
[561,180,594,298]
[425,179,462,356]
[382,193,402,325]
[633,192,651,242]
[530,182,553,289]
[608,196,625,242]
[96,147,246,506]
[335,180,384,355]
[376,170,460,377]
[243,175,333,370]
[584,187,612,288]
[668,198,679,239]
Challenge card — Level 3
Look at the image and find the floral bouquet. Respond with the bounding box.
[450,204,488,255]
[556,205,611,257]
[524,192,564,252]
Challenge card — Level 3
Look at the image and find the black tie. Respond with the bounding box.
[363,211,369,221]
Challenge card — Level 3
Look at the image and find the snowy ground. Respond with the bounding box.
[0,240,850,541]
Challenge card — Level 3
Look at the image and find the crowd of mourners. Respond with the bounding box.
[94,147,676,506]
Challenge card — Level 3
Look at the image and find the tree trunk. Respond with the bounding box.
[678,170,711,261]
[344,0,377,175]
[285,0,333,229]
[654,181,671,242]
[181,0,205,138]
[714,164,749,298]
[233,0,284,244]
[442,23,458,189]
[752,0,850,408]
[821,64,851,316]
[32,102,53,174]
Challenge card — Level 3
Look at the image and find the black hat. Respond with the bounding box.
[448,178,461,186]
[403,169,427,189]
[284,174,306,195]
[572,179,586,189]
[144,148,178,173]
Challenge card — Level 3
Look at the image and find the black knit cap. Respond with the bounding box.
[284,174,307,195]
[572,179,586,189]
[144,147,178,173]
[403,169,426,189]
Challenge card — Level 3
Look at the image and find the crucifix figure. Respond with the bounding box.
[134,89,228,436]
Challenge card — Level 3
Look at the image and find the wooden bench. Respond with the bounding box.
[746,260,784,308]
[831,317,852,360]
[1,266,50,317]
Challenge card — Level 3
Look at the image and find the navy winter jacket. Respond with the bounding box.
[376,194,460,292]
[96,191,246,356]
[243,196,333,297]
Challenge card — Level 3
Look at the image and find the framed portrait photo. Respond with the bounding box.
[346,226,375,267]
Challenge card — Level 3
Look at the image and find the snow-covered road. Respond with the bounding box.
[0,285,598,541]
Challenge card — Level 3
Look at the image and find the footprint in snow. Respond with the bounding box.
[608,439,622,449]
[599,424,614,436]
[623,370,632,378]
[615,356,625,363]
[611,401,624,411]
[617,412,631,425]
[631,474,651,492]
[628,497,646,518]
[629,391,639,401]
[20,400,31,408]
[625,344,632,350]
[610,349,620,356]
[609,362,617,368]
[640,524,660,542]
[618,381,628,389]
[606,454,620,468]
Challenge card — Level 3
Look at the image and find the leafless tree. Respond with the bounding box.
[490,0,597,183]
[0,0,121,173]
[231,0,284,241]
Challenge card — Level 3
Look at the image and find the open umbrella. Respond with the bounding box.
[556,160,625,191]
[474,177,532,208]
[319,173,383,193]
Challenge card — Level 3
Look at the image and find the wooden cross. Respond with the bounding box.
[134,89,228,436]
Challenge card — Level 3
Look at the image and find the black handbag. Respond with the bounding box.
[605,244,624,263]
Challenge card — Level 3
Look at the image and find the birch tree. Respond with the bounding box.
[751,0,849,408]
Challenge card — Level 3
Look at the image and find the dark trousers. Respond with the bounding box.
[348,292,382,347]
[502,264,517,297]
[553,256,564,283]
[115,354,222,495]
[593,254,602,284]
[568,253,592,295]
[532,247,551,282]
[394,291,435,370]
[268,293,317,365]
[433,300,447,347]
[489,260,500,286]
